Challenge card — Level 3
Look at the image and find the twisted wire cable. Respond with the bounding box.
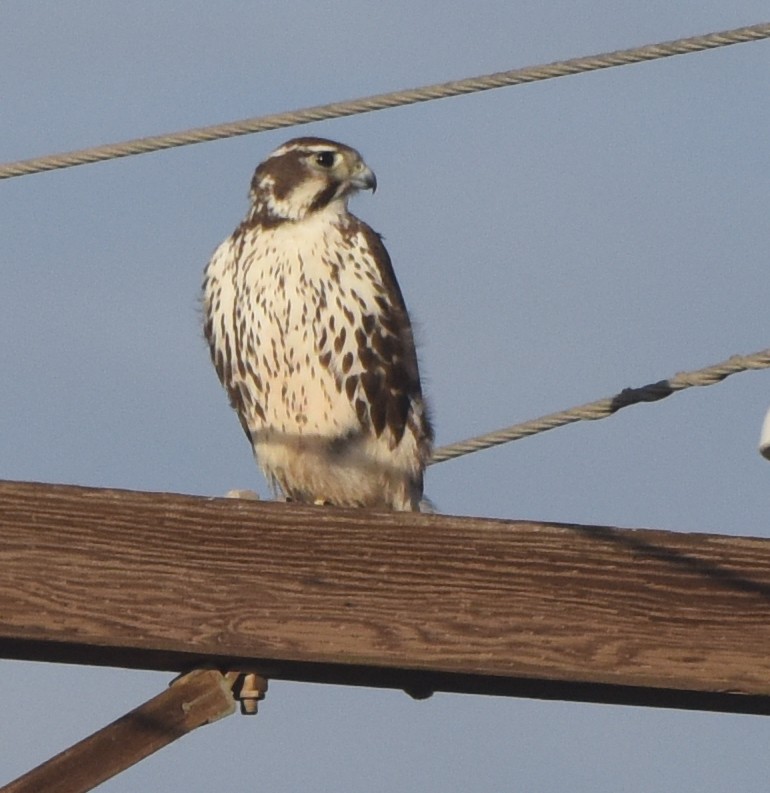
[430,349,770,464]
[1,22,768,180]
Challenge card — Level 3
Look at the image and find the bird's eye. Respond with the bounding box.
[314,151,337,168]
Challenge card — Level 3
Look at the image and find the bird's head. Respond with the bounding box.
[248,137,377,223]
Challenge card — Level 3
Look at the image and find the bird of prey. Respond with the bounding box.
[202,137,432,510]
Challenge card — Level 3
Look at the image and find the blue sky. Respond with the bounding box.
[2,2,769,791]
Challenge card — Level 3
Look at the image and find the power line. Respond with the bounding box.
[430,348,770,464]
[1,22,768,181]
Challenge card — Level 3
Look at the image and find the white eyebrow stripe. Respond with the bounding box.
[267,142,346,159]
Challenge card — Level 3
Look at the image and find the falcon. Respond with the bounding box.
[202,137,433,510]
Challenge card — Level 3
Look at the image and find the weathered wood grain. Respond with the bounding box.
[2,479,770,713]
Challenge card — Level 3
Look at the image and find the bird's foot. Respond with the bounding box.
[225,489,260,500]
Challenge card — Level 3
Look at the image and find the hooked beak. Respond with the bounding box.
[350,163,377,193]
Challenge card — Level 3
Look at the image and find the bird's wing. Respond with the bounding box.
[338,220,432,448]
[202,234,265,441]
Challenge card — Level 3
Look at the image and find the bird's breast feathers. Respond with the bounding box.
[204,208,413,445]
